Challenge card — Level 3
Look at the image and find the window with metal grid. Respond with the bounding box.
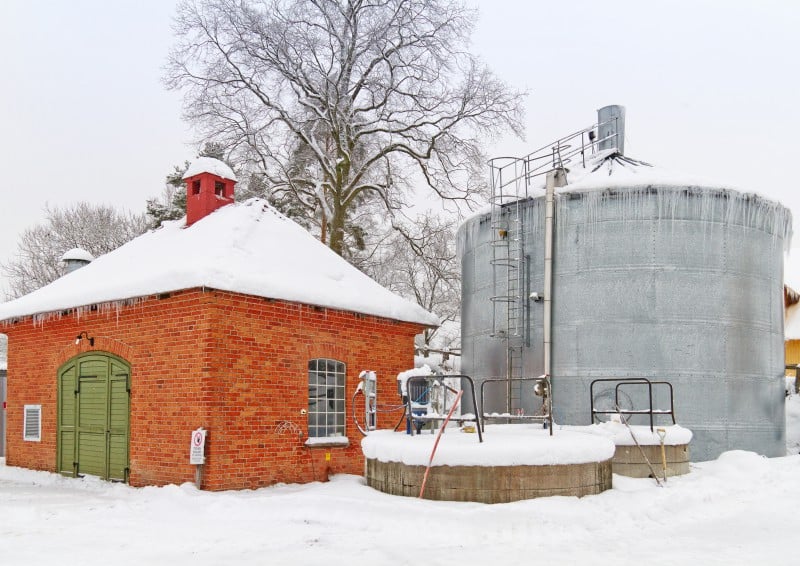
[307,359,345,438]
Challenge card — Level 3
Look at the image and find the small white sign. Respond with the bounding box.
[190,428,207,465]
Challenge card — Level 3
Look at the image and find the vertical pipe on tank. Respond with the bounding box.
[544,169,566,418]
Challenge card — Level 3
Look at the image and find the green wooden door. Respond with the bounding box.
[108,359,130,481]
[57,354,130,481]
[57,363,77,475]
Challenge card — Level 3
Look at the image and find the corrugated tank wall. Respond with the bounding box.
[459,186,792,461]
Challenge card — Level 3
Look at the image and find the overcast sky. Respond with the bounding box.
[1,0,799,298]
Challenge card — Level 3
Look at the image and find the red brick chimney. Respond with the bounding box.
[182,157,237,227]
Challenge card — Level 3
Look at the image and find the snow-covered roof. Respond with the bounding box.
[61,248,94,262]
[0,199,440,327]
[182,157,237,182]
[787,302,800,341]
[565,422,693,446]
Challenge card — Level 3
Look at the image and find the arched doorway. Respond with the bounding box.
[57,353,130,482]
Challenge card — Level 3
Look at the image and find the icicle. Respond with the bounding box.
[550,185,792,252]
[18,296,146,328]
[462,181,791,298]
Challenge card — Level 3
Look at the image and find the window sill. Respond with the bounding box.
[304,437,350,448]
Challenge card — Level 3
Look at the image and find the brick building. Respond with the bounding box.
[0,158,437,490]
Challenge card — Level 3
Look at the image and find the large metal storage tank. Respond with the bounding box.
[459,144,791,461]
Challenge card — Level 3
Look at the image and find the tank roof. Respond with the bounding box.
[554,151,734,193]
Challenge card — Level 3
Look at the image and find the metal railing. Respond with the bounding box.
[404,374,483,443]
[479,376,553,434]
[589,377,676,432]
[488,115,622,198]
[487,115,622,386]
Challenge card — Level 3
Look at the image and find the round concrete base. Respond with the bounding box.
[612,443,691,478]
[365,458,613,503]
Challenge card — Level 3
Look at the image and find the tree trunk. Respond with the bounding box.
[328,206,346,256]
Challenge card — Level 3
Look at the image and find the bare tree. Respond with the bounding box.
[2,203,149,298]
[369,211,460,348]
[166,0,524,256]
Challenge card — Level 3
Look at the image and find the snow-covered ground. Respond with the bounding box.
[3,395,800,565]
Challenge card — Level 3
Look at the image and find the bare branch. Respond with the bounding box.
[1,203,149,299]
[166,0,525,257]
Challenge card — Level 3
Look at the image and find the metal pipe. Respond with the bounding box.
[544,169,566,401]
[418,389,464,499]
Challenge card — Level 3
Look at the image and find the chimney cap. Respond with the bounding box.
[182,157,237,182]
[61,248,94,263]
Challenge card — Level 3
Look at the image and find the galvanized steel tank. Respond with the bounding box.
[459,155,792,461]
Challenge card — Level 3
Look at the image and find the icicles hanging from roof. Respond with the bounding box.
[13,297,147,327]
[555,186,793,250]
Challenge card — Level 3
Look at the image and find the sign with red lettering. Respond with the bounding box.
[190,428,206,465]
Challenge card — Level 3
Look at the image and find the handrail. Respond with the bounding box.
[589,377,676,432]
[488,116,622,195]
[404,374,483,443]
[479,376,553,434]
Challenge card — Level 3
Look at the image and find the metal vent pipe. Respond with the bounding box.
[597,105,626,154]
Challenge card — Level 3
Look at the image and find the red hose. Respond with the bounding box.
[418,390,464,499]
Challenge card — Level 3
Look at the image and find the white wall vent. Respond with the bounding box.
[23,404,41,442]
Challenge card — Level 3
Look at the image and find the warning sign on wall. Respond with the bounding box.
[190,428,207,465]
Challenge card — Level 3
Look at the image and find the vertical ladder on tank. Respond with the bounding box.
[486,109,624,417]
[506,344,524,413]
[489,157,527,413]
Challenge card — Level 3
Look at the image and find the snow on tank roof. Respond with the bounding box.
[459,150,791,244]
[515,150,781,201]
[461,150,752,229]
[182,156,237,182]
[61,248,94,262]
[560,152,728,192]
[0,199,439,327]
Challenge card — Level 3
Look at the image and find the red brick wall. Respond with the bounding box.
[2,288,423,490]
